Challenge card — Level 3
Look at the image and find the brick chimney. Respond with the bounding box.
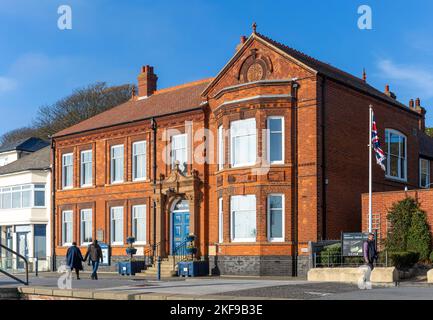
[414,98,426,132]
[236,35,247,51]
[137,65,158,97]
[384,84,397,99]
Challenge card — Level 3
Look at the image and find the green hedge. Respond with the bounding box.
[387,251,419,269]
[318,243,341,266]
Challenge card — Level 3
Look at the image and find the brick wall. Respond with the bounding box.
[362,189,433,245]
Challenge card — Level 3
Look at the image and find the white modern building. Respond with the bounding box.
[0,145,51,271]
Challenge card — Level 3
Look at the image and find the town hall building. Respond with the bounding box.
[51,26,432,276]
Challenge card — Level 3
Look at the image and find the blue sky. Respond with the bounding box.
[1,0,433,136]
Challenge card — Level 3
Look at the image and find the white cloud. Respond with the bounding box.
[377,59,433,99]
[0,76,17,93]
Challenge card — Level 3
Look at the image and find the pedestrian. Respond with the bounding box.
[66,242,84,280]
[84,239,103,280]
[363,233,378,271]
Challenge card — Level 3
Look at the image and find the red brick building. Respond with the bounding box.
[51,28,432,276]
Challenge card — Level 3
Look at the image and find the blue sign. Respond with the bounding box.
[99,242,110,266]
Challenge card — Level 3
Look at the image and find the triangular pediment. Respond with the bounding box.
[201,32,317,98]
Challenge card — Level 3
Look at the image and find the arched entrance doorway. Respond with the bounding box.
[171,199,190,255]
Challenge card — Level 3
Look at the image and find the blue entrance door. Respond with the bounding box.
[171,200,190,255]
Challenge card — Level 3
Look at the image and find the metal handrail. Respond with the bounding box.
[172,239,194,270]
[143,241,164,266]
[0,243,29,285]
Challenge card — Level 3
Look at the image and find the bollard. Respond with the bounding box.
[157,256,161,281]
[35,258,38,277]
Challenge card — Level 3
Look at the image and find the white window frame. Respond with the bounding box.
[171,134,187,172]
[267,116,284,164]
[218,125,224,170]
[110,145,124,184]
[230,195,256,243]
[132,205,147,244]
[267,194,285,242]
[80,150,93,187]
[218,197,223,243]
[230,118,257,168]
[420,158,430,188]
[62,210,73,246]
[80,208,93,246]
[62,153,73,189]
[0,184,46,210]
[110,206,124,245]
[385,129,407,182]
[132,141,147,181]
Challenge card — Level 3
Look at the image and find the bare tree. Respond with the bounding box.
[0,82,134,145]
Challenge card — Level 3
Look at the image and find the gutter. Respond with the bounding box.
[151,118,158,258]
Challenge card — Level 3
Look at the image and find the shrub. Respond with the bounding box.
[407,211,431,261]
[388,251,419,269]
[385,197,431,261]
[319,243,341,266]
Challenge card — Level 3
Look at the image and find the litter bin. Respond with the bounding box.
[177,261,209,277]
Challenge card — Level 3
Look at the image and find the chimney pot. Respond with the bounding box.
[385,85,390,93]
[409,99,414,108]
[137,65,158,97]
[240,35,246,44]
[416,98,421,107]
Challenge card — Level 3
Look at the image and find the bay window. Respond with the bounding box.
[230,118,257,167]
[267,194,284,241]
[62,153,73,188]
[111,145,124,183]
[132,141,147,181]
[218,125,224,170]
[385,129,407,181]
[267,117,284,164]
[420,158,430,188]
[230,195,256,242]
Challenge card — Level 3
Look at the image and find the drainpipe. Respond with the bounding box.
[50,137,56,271]
[292,81,299,277]
[321,76,327,240]
[151,118,158,259]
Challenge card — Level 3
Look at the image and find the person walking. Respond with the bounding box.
[84,240,103,280]
[66,242,84,280]
[363,233,378,271]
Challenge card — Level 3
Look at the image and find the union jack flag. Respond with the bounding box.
[371,110,386,171]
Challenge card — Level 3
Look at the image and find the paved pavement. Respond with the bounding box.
[2,272,433,299]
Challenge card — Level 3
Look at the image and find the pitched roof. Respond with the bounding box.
[0,137,49,153]
[53,79,212,138]
[253,32,411,110]
[0,146,50,175]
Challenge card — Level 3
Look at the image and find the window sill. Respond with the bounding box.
[81,242,92,247]
[385,175,408,183]
[80,184,94,189]
[110,242,124,246]
[134,241,147,245]
[230,238,256,243]
[110,181,124,185]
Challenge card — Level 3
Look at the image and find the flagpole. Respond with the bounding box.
[368,105,373,233]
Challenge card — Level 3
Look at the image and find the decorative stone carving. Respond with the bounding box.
[238,50,273,83]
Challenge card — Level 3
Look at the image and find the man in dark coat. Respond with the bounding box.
[84,240,103,280]
[363,233,378,271]
[66,242,84,280]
